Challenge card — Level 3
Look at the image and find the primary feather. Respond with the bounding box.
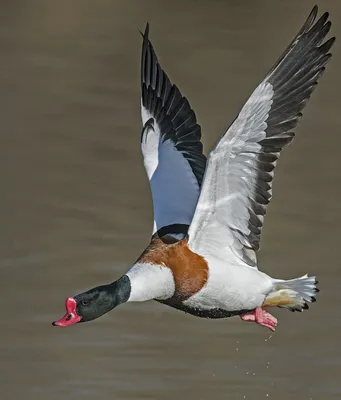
[188,6,334,265]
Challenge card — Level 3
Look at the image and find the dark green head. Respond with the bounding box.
[52,275,131,327]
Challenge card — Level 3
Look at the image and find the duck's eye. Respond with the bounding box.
[82,300,89,306]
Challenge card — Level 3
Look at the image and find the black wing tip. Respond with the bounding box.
[309,5,319,21]
[144,22,150,38]
[139,22,149,36]
[300,6,319,35]
[141,22,153,88]
[141,22,150,52]
[312,9,332,33]
[139,22,206,186]
[324,36,336,51]
[269,5,334,83]
[138,23,149,40]
[303,7,331,39]
[307,6,330,28]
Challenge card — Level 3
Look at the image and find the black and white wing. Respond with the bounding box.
[141,24,207,238]
[188,6,334,265]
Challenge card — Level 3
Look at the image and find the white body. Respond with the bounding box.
[183,255,273,311]
[126,258,274,312]
[126,259,316,314]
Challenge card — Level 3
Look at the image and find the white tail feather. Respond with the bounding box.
[266,275,319,311]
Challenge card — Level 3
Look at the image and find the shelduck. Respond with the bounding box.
[53,6,334,331]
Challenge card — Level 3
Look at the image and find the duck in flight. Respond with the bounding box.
[53,6,334,332]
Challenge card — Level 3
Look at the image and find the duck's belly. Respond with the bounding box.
[182,257,273,313]
[157,299,251,319]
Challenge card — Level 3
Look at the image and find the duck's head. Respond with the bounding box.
[52,275,131,327]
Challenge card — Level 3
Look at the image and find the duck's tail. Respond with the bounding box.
[262,275,319,312]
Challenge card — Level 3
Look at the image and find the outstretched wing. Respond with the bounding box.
[141,24,207,238]
[188,6,334,265]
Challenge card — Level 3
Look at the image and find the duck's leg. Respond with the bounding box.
[240,307,277,331]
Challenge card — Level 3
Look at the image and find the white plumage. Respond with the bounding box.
[188,82,275,266]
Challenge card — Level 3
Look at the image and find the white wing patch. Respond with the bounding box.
[141,105,159,177]
[188,83,274,265]
[141,106,201,233]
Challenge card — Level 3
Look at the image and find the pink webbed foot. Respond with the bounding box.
[240,307,277,332]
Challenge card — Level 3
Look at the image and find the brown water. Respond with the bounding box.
[1,0,340,399]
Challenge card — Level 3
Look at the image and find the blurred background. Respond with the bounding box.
[0,0,340,399]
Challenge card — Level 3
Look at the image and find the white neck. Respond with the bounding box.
[126,263,175,302]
